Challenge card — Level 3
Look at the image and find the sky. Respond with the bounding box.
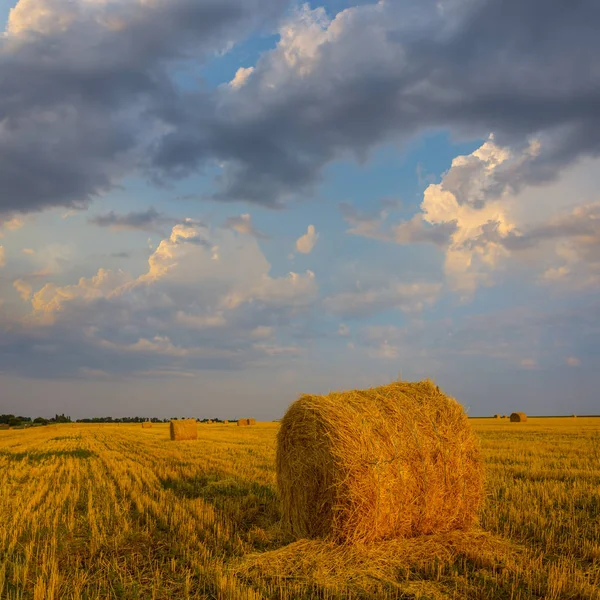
[0,0,599,419]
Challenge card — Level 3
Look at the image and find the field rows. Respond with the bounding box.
[1,419,599,599]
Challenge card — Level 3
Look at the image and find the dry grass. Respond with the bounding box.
[510,412,528,422]
[169,419,198,440]
[0,417,599,599]
[277,380,483,543]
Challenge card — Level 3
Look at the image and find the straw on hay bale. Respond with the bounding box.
[509,412,527,422]
[277,380,483,544]
[142,422,152,429]
[170,419,198,441]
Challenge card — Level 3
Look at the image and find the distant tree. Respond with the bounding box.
[8,417,21,427]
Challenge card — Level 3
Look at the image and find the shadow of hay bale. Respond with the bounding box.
[232,530,521,597]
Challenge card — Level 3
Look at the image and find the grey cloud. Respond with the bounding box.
[89,208,174,232]
[0,0,286,216]
[2,0,600,217]
[150,0,600,207]
[340,201,456,247]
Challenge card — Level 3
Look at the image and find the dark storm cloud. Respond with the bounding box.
[1,0,599,215]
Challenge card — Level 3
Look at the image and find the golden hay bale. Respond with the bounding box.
[237,418,255,426]
[208,419,213,424]
[493,414,500,419]
[223,420,229,424]
[170,419,198,441]
[142,422,152,429]
[509,412,527,422]
[277,380,483,544]
[248,418,256,426]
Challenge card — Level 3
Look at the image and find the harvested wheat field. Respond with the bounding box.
[1,417,599,599]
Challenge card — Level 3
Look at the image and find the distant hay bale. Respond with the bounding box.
[223,420,229,424]
[248,418,256,425]
[208,420,213,424]
[572,414,577,418]
[493,414,500,419]
[142,422,152,429]
[237,418,256,426]
[277,380,484,544]
[170,419,197,441]
[509,412,527,423]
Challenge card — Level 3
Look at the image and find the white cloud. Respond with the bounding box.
[13,279,33,301]
[223,213,269,239]
[0,246,5,268]
[229,66,254,89]
[520,358,538,370]
[296,224,319,254]
[324,281,441,318]
[566,356,580,367]
[7,221,318,376]
[22,248,35,255]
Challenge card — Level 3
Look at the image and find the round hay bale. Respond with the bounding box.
[170,419,197,441]
[493,414,500,419]
[276,380,483,544]
[142,421,152,429]
[248,418,256,426]
[223,420,229,425]
[237,419,248,427]
[509,412,527,423]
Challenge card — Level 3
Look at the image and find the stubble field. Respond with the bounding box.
[1,418,599,599]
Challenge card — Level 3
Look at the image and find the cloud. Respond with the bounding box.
[0,0,286,217]
[13,279,33,301]
[0,221,318,378]
[3,0,598,217]
[89,208,175,232]
[338,323,350,337]
[566,356,580,367]
[223,214,269,239]
[0,246,5,268]
[296,224,318,254]
[324,281,441,319]
[151,0,600,207]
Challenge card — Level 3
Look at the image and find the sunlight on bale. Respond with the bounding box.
[170,419,197,441]
[510,412,527,422]
[142,422,152,429]
[276,380,484,544]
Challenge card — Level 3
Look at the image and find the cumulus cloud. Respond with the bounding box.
[296,224,318,254]
[324,281,441,319]
[0,220,318,377]
[2,0,599,217]
[89,208,175,232]
[223,214,269,239]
